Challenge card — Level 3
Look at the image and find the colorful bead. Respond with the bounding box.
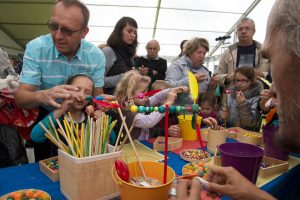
[145,107,149,112]
[176,106,182,113]
[192,104,199,112]
[130,105,138,113]
[85,95,93,100]
[149,107,154,112]
[158,106,166,113]
[137,106,146,113]
[154,107,158,112]
[95,96,105,100]
[186,106,192,111]
[169,106,176,113]
[181,107,186,112]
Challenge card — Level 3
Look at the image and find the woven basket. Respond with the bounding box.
[58,145,121,200]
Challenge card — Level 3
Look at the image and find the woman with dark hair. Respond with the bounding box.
[102,16,138,94]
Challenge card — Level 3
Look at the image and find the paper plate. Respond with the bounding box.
[179,149,211,163]
[0,189,51,200]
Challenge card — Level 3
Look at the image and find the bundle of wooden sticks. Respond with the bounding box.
[39,112,117,158]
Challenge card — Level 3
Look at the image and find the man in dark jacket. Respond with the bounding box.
[135,40,167,84]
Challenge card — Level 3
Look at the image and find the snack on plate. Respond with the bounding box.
[2,189,51,200]
[180,149,211,163]
[182,162,210,178]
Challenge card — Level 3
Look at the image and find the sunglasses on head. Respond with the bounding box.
[47,21,83,36]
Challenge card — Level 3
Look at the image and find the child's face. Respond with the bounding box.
[233,72,252,91]
[201,102,214,116]
[133,81,149,106]
[70,76,93,110]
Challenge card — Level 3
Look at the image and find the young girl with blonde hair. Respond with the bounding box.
[114,70,188,140]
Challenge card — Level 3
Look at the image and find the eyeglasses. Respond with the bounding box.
[47,21,83,36]
[234,79,249,84]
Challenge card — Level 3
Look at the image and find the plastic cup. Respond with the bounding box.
[178,115,202,140]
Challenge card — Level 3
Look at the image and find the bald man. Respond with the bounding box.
[135,39,167,84]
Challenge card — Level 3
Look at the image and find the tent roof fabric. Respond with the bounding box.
[0,0,274,62]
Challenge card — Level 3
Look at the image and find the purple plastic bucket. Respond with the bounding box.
[262,125,289,161]
[218,142,264,184]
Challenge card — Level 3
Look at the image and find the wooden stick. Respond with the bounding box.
[118,117,137,150]
[94,118,100,155]
[39,122,63,150]
[99,114,104,154]
[56,119,77,157]
[104,120,117,153]
[89,117,93,156]
[80,122,85,157]
[113,116,126,152]
[48,116,64,151]
[117,107,147,179]
[64,118,81,157]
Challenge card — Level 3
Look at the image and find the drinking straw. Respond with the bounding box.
[163,104,169,184]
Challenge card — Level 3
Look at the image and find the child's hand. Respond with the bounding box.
[168,124,181,137]
[93,110,103,120]
[53,99,74,119]
[203,117,218,128]
[236,91,246,104]
[220,108,228,121]
[171,86,189,94]
[166,91,177,105]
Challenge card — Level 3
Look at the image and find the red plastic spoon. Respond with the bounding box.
[115,160,130,182]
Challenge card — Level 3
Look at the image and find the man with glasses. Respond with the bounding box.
[15,0,105,161]
[215,17,269,86]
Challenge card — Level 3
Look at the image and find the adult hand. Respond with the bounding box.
[205,165,275,200]
[210,75,219,89]
[169,178,202,200]
[202,117,218,128]
[38,85,78,108]
[225,73,234,84]
[236,91,246,104]
[194,72,207,82]
[168,124,181,137]
[138,65,149,75]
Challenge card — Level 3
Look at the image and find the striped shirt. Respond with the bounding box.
[20,34,105,89]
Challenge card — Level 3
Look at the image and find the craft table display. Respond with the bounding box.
[1,139,300,200]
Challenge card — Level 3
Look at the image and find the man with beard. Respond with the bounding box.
[171,0,300,199]
[15,0,105,161]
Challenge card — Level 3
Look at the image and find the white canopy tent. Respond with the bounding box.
[0,0,275,71]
